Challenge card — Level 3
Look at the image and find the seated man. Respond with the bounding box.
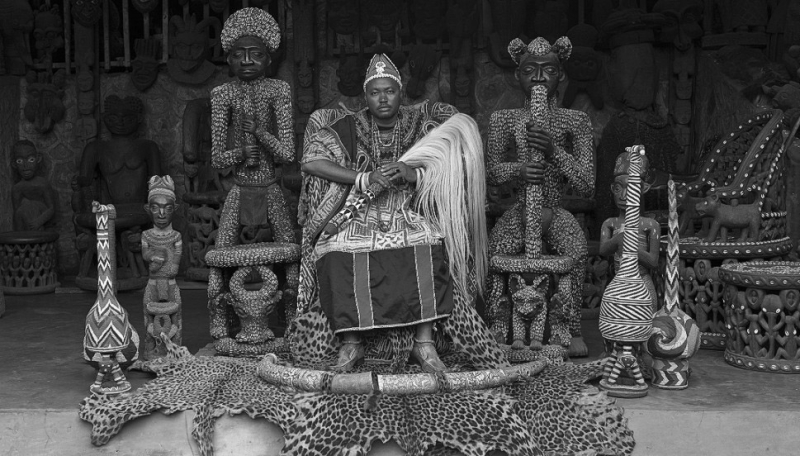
[296,54,504,372]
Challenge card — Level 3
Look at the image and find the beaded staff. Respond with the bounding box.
[522,85,548,259]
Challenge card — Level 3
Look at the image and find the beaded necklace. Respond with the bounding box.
[369,114,403,232]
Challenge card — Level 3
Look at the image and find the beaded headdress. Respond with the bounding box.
[363,54,403,91]
[507,36,573,66]
[148,175,176,201]
[220,7,281,53]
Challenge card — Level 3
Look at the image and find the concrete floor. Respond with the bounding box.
[1,281,799,455]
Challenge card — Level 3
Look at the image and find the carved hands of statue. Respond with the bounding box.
[241,117,257,135]
[525,123,555,161]
[519,161,546,185]
[242,145,261,167]
[381,161,416,184]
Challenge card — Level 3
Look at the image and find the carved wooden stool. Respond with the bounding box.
[0,231,59,295]
[206,242,301,356]
[719,261,800,373]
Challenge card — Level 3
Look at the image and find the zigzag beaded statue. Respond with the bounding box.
[598,145,653,398]
[83,202,140,395]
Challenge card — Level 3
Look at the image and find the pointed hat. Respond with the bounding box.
[363,53,403,91]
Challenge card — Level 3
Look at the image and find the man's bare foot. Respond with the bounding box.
[568,336,588,357]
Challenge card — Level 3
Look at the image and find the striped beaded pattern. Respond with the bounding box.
[599,146,654,342]
[84,203,133,353]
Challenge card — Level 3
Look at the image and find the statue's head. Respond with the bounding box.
[33,5,64,60]
[145,175,177,229]
[363,0,402,35]
[363,54,403,127]
[169,14,221,73]
[509,36,571,99]
[12,140,41,181]
[131,0,159,13]
[103,95,144,136]
[221,8,280,82]
[611,151,651,209]
[70,0,102,28]
[131,38,160,91]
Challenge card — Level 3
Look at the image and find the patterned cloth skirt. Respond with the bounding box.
[315,188,453,333]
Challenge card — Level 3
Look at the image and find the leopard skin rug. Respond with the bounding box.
[79,342,634,456]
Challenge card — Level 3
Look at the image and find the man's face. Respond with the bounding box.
[13,145,40,181]
[364,78,401,127]
[227,36,271,82]
[146,194,175,229]
[515,53,564,98]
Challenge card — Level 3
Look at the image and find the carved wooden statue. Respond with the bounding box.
[74,94,162,291]
[10,140,56,232]
[167,14,221,85]
[208,8,299,350]
[141,176,183,360]
[486,37,594,357]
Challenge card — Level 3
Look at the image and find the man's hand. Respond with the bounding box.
[242,145,260,166]
[241,117,257,135]
[519,161,546,185]
[368,168,393,189]
[525,123,555,161]
[380,162,416,184]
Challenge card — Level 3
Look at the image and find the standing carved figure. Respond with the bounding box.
[598,145,654,398]
[486,37,594,357]
[209,8,297,341]
[141,176,182,360]
[83,202,140,395]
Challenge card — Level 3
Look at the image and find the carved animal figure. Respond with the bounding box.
[695,193,761,242]
[675,184,710,237]
[509,274,548,350]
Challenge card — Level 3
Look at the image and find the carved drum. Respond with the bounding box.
[719,261,800,373]
[0,231,59,295]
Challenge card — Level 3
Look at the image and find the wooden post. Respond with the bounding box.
[123,0,130,68]
[103,0,110,71]
[162,0,169,63]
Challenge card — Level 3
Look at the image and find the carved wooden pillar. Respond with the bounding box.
[0,75,20,232]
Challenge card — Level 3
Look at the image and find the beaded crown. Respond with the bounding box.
[363,54,403,91]
[220,7,281,53]
[148,175,175,201]
[508,36,572,66]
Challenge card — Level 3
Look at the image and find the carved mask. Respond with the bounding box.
[328,0,359,34]
[364,0,401,35]
[208,0,228,14]
[24,71,65,134]
[131,39,160,91]
[169,15,219,73]
[71,0,103,27]
[33,6,64,62]
[297,88,316,114]
[564,47,600,82]
[297,60,313,88]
